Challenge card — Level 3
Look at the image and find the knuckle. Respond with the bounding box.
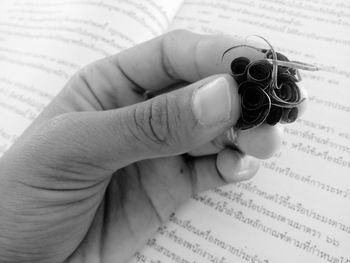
[162,29,197,79]
[162,30,203,81]
[132,94,183,152]
[148,96,171,143]
[67,66,89,87]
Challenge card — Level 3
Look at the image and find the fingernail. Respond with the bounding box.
[192,76,232,126]
[237,155,260,180]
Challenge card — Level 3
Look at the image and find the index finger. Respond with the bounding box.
[115,30,265,91]
[29,31,265,127]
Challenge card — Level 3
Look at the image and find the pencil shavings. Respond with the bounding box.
[223,36,319,130]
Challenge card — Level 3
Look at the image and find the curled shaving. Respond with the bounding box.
[223,35,319,130]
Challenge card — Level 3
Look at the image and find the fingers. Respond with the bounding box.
[131,151,259,223]
[127,152,258,218]
[30,30,264,133]
[111,29,265,91]
[216,149,260,183]
[235,124,283,159]
[188,124,283,159]
[193,150,259,193]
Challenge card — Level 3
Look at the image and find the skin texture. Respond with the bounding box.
[0,30,294,263]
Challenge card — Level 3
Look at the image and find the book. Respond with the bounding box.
[0,0,349,262]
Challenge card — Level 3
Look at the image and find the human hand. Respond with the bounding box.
[0,30,297,263]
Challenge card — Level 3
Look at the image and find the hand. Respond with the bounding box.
[0,30,288,263]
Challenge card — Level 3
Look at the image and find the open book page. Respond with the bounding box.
[130,0,350,262]
[0,0,184,157]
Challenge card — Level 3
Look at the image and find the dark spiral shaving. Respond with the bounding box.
[230,50,303,130]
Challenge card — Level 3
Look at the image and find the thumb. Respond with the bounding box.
[104,74,239,168]
[25,74,240,171]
